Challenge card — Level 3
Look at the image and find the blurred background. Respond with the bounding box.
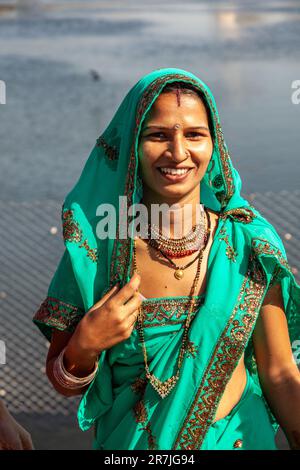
[0,0,299,450]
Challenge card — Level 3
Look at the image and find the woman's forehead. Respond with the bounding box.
[141,92,211,127]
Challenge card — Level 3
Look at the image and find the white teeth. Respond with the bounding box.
[160,168,189,175]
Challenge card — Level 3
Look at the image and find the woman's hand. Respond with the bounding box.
[65,272,142,361]
[0,400,34,450]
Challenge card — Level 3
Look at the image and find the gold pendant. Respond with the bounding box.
[174,269,184,280]
[147,372,179,398]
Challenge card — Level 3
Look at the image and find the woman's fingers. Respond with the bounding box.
[0,436,22,450]
[21,434,34,450]
[18,425,34,450]
[122,292,142,318]
[113,273,141,307]
[91,273,140,312]
[89,283,120,312]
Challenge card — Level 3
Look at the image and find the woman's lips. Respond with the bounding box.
[157,167,193,183]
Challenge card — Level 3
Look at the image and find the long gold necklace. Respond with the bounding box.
[132,217,211,399]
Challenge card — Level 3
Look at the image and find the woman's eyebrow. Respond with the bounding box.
[143,125,209,131]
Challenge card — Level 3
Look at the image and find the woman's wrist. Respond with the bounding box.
[63,339,100,378]
[52,346,98,391]
[73,316,103,357]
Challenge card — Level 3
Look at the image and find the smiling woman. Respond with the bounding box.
[32,68,300,451]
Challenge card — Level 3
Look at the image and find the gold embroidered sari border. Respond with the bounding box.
[136,297,205,327]
[33,296,85,333]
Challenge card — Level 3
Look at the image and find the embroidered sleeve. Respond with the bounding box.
[33,296,85,342]
[32,248,86,342]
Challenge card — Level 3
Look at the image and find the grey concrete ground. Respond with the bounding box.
[14,413,94,450]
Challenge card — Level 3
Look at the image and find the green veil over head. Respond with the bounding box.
[33,68,300,450]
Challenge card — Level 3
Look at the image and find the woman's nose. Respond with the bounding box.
[168,135,188,162]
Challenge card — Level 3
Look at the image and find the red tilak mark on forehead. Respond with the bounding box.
[175,87,181,106]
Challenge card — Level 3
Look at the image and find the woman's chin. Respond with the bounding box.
[153,184,195,200]
[154,177,201,198]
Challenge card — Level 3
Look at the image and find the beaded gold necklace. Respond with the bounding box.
[132,210,211,398]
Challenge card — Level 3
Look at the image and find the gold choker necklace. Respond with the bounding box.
[144,207,211,280]
[141,204,207,258]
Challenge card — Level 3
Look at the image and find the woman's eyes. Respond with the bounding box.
[148,132,204,139]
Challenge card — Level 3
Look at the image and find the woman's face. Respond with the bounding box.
[138,91,213,201]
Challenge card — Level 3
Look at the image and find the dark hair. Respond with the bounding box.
[160,81,214,137]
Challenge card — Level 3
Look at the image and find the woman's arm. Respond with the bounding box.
[46,329,98,398]
[46,274,141,398]
[252,282,300,450]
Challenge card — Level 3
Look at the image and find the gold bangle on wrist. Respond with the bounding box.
[53,346,99,390]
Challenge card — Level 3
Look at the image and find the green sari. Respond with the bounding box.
[33,68,300,450]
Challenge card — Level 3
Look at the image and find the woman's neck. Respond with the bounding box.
[140,187,203,238]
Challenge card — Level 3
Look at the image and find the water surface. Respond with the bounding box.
[0,0,299,200]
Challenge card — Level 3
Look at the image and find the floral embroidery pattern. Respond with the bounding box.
[62,209,98,263]
[110,73,236,286]
[131,377,147,395]
[137,296,205,328]
[218,226,238,262]
[78,239,98,263]
[219,207,257,224]
[62,209,82,243]
[173,253,267,450]
[185,340,199,359]
[251,238,292,274]
[133,399,148,423]
[33,296,85,340]
[96,135,119,161]
[132,377,157,450]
